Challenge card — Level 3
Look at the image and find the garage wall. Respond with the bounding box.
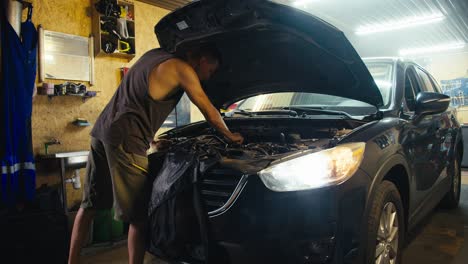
[29,0,169,209]
[413,52,468,82]
[413,52,468,124]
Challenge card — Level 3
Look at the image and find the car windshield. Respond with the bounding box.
[234,62,394,117]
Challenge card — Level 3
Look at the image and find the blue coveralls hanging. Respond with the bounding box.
[1,4,37,206]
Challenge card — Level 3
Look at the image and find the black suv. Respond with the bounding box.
[148,1,463,264]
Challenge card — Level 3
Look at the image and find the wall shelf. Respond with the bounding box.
[92,0,136,60]
[41,94,97,102]
[96,51,134,60]
[72,118,91,127]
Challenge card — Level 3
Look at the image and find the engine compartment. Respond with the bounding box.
[147,118,367,261]
[160,118,363,160]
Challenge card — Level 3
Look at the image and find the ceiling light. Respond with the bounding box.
[292,0,317,7]
[399,42,466,56]
[356,13,445,35]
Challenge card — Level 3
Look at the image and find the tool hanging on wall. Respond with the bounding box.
[102,38,117,53]
[95,0,121,18]
[101,17,121,39]
[116,18,129,39]
[119,5,128,19]
[118,40,130,53]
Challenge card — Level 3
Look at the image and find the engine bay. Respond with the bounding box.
[214,127,353,160]
[159,118,362,160]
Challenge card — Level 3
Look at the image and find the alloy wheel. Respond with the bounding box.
[375,202,399,264]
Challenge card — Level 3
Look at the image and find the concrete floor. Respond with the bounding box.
[81,243,163,264]
[81,172,468,264]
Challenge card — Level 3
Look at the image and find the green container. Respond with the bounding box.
[110,208,124,239]
[92,209,111,243]
[92,209,125,243]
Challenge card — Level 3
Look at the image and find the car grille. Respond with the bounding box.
[201,168,246,215]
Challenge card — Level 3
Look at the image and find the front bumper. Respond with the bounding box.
[202,168,371,264]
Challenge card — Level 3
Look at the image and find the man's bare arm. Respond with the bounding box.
[175,60,243,143]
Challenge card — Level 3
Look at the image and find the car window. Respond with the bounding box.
[416,68,435,92]
[235,92,377,116]
[365,62,394,107]
[405,68,421,111]
[429,74,442,93]
[233,62,394,114]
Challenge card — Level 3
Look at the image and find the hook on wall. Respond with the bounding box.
[16,0,32,9]
[15,0,33,20]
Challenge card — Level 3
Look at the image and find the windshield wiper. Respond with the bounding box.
[225,109,298,117]
[280,106,354,119]
[253,109,298,116]
[224,109,254,117]
[363,110,384,121]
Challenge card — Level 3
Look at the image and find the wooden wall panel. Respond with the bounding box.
[28,0,169,208]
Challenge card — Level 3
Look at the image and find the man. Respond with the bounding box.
[68,44,243,264]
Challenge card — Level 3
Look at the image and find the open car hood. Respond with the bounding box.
[155,0,383,108]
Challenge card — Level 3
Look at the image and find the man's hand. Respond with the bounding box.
[173,60,242,144]
[150,139,172,152]
[226,132,244,144]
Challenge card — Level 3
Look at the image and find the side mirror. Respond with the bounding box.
[415,92,450,116]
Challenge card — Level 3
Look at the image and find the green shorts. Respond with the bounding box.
[81,137,152,222]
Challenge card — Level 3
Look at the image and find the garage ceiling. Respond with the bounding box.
[275,0,468,58]
[145,0,467,58]
[139,0,191,10]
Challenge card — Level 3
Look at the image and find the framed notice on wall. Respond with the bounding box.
[441,77,468,124]
[441,78,468,107]
[38,28,95,84]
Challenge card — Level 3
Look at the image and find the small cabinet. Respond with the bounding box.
[92,0,136,59]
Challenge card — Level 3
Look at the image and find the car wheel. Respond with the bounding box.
[440,155,461,209]
[365,181,404,264]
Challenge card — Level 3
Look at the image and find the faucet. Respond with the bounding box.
[44,138,61,155]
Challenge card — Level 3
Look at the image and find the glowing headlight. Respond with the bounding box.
[258,142,366,192]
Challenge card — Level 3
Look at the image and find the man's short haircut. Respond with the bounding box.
[188,43,222,65]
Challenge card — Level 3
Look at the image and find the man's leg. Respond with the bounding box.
[128,220,147,264]
[68,207,96,264]
[103,143,152,264]
[69,137,113,263]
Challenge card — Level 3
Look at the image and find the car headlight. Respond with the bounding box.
[258,142,366,192]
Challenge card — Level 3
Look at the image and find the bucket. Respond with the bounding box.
[92,209,125,243]
[111,208,124,239]
[92,209,111,243]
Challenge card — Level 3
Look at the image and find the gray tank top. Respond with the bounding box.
[91,49,183,155]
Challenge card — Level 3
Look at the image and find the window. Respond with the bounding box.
[236,92,377,116]
[429,75,442,93]
[162,93,191,128]
[404,68,421,111]
[416,68,435,92]
[365,62,394,107]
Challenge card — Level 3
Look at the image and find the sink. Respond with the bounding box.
[44,151,89,158]
[40,151,89,168]
[38,151,90,214]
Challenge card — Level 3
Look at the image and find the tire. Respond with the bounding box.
[440,155,461,209]
[364,181,405,264]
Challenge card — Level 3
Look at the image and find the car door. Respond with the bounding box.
[414,67,450,187]
[428,73,456,169]
[400,66,435,212]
